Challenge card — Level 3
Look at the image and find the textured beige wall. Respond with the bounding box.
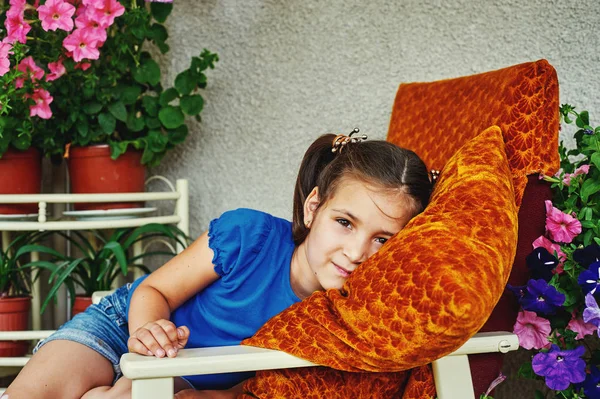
[153,0,600,238]
[148,2,599,397]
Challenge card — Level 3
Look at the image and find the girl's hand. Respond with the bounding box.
[128,319,190,358]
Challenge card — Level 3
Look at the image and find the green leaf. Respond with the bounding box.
[83,102,102,115]
[102,241,128,277]
[142,96,159,116]
[98,112,116,134]
[175,70,195,96]
[148,23,168,42]
[76,116,89,138]
[121,86,142,105]
[591,153,600,170]
[126,113,145,132]
[159,88,179,106]
[109,141,129,160]
[580,110,590,125]
[108,101,127,122]
[145,116,161,129]
[581,220,596,228]
[584,229,593,247]
[12,133,31,150]
[150,2,173,23]
[158,106,185,129]
[133,59,161,86]
[167,124,188,145]
[180,95,204,116]
[581,178,600,202]
[148,130,168,152]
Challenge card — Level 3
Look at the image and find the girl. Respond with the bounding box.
[5,131,432,399]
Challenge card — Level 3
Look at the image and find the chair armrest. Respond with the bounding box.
[121,345,318,380]
[120,331,518,380]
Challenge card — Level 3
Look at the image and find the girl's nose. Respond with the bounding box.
[343,236,369,264]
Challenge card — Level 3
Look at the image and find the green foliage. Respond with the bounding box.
[20,224,190,313]
[520,105,600,397]
[0,0,218,166]
[0,231,53,297]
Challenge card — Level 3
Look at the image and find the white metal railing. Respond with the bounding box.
[0,177,189,391]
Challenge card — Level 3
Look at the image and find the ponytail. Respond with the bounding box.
[292,134,337,245]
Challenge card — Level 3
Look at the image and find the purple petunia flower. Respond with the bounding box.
[582,365,600,399]
[532,344,586,390]
[583,293,600,336]
[579,261,600,295]
[506,284,526,300]
[520,279,565,315]
[526,247,558,281]
[574,244,600,268]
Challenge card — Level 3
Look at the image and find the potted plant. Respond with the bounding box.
[0,0,218,210]
[507,105,600,398]
[0,230,52,356]
[23,223,189,315]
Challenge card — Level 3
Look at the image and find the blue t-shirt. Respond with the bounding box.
[126,208,301,389]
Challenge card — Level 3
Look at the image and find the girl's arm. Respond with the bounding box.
[127,231,220,358]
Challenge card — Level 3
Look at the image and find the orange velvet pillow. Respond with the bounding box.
[241,126,519,396]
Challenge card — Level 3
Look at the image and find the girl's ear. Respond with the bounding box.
[303,186,320,225]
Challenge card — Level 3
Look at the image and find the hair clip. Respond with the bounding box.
[332,128,368,153]
[430,169,440,183]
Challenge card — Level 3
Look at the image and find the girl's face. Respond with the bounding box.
[292,177,416,298]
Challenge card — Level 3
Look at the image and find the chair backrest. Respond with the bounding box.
[386,60,560,395]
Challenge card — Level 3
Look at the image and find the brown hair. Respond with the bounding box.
[292,134,432,245]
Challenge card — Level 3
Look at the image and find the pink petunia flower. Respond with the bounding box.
[562,165,590,186]
[63,28,100,62]
[37,0,76,32]
[6,0,26,18]
[545,200,582,243]
[4,11,31,44]
[533,235,566,266]
[74,61,91,70]
[82,0,104,7]
[28,88,54,119]
[46,59,66,81]
[75,11,107,42]
[88,0,124,28]
[15,56,45,88]
[0,41,12,76]
[567,314,597,340]
[514,310,551,350]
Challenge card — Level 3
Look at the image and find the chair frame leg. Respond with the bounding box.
[132,378,173,399]
[432,355,475,399]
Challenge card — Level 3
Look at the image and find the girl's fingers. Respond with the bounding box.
[127,336,153,356]
[147,323,176,357]
[156,319,180,345]
[134,325,168,357]
[176,325,190,349]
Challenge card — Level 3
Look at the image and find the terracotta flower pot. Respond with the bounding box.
[71,295,93,317]
[0,148,42,215]
[0,296,31,357]
[68,145,146,211]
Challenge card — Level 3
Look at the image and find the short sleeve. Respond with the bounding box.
[208,208,273,276]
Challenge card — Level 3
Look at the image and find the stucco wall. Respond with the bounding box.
[154,0,600,238]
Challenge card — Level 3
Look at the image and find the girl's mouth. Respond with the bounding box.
[333,263,351,278]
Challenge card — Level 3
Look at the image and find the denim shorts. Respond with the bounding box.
[33,284,131,384]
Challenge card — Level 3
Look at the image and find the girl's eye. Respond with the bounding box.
[336,218,351,228]
[375,237,388,245]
